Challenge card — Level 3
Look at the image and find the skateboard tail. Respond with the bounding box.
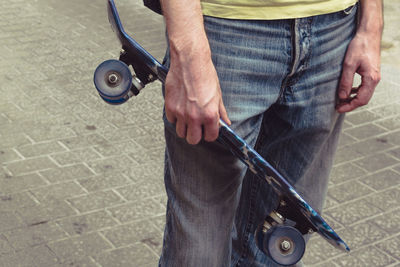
[288,188,350,252]
[218,120,350,252]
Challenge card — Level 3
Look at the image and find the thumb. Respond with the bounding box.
[219,100,231,126]
[338,62,357,100]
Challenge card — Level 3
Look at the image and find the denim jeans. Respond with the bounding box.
[159,4,358,267]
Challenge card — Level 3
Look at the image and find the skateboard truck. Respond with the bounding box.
[255,200,309,265]
[93,1,350,265]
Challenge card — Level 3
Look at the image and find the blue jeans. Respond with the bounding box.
[159,5,358,267]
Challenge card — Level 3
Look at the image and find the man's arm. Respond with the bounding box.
[160,0,230,145]
[336,0,384,113]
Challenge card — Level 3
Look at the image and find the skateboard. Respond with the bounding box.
[93,1,350,265]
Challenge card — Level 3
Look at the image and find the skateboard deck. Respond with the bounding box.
[94,0,350,265]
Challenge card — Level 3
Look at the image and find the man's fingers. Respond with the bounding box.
[203,115,219,142]
[186,123,202,145]
[338,60,357,100]
[336,80,375,113]
[176,119,187,139]
[219,100,231,126]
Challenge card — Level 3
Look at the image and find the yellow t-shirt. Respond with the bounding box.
[201,0,358,20]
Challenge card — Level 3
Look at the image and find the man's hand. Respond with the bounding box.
[336,0,383,113]
[165,48,230,145]
[161,0,230,145]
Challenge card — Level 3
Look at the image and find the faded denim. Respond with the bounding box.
[159,4,358,267]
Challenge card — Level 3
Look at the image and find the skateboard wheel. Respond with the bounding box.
[94,59,132,105]
[256,225,305,266]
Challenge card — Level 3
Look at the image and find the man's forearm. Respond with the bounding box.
[358,0,383,36]
[160,0,211,61]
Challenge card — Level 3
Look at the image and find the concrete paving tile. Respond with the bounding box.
[338,221,390,249]
[380,131,400,146]
[93,140,142,158]
[128,147,164,164]
[323,196,339,210]
[370,103,400,119]
[0,172,47,193]
[115,179,165,202]
[371,209,400,235]
[102,220,161,248]
[39,164,95,183]
[360,169,400,191]
[3,222,67,250]
[326,198,382,226]
[328,181,373,203]
[354,153,399,173]
[150,215,166,232]
[121,163,164,184]
[311,261,338,267]
[0,245,58,267]
[93,244,159,267]
[31,181,86,203]
[59,134,109,150]
[344,124,388,140]
[50,148,102,166]
[394,164,400,174]
[16,141,66,158]
[57,210,118,236]
[338,246,396,267]
[5,157,58,175]
[96,125,145,142]
[108,199,165,224]
[330,163,367,184]
[389,147,400,160]
[17,199,76,226]
[345,110,383,126]
[111,111,154,129]
[302,235,346,265]
[341,120,353,130]
[67,190,124,213]
[334,138,394,165]
[0,211,24,232]
[0,235,13,256]
[375,116,400,131]
[87,155,138,175]
[69,121,117,138]
[0,133,31,150]
[365,188,400,212]
[0,191,37,211]
[376,235,400,261]
[135,134,166,150]
[26,125,77,143]
[78,174,132,192]
[0,149,22,163]
[49,257,98,267]
[337,132,358,148]
[155,194,168,208]
[48,233,112,264]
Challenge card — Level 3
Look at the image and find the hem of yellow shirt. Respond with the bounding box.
[201,0,358,20]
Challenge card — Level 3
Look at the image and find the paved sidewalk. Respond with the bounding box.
[0,0,398,266]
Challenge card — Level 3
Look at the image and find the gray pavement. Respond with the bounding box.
[0,0,398,266]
